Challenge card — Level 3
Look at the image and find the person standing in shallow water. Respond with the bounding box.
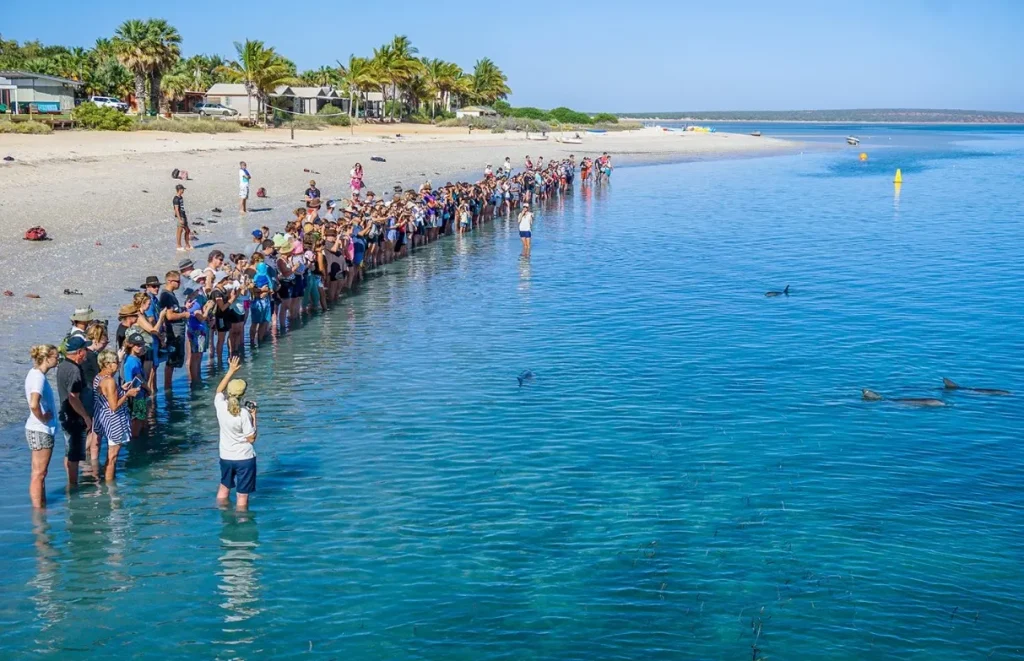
[518,202,534,257]
[56,336,93,487]
[215,357,257,511]
[25,344,59,507]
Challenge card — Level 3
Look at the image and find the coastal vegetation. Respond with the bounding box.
[493,101,620,125]
[0,119,53,134]
[618,109,1024,123]
[0,26,513,123]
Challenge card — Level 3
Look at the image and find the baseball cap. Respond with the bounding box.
[125,332,146,347]
[175,184,185,191]
[65,336,90,353]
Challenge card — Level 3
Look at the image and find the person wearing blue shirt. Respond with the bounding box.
[122,333,149,438]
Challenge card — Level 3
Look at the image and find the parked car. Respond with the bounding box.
[195,102,239,117]
[88,96,129,112]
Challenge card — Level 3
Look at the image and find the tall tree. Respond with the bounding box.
[113,19,155,113]
[217,39,296,123]
[146,19,181,112]
[470,58,510,105]
[343,55,375,118]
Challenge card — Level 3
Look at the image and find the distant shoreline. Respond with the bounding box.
[620,118,1024,126]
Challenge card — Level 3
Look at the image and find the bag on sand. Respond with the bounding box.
[171,168,180,179]
[24,226,48,241]
[256,187,267,198]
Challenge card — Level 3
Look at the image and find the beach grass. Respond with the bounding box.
[134,118,242,133]
[0,120,54,134]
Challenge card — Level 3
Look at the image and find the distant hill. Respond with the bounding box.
[617,109,1024,124]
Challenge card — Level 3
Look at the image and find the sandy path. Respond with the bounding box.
[0,126,799,424]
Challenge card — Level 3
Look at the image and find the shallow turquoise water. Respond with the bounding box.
[1,128,1023,659]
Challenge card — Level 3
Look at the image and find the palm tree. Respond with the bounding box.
[344,55,375,118]
[161,72,190,111]
[217,39,296,123]
[469,58,511,106]
[113,19,155,113]
[300,66,339,88]
[146,19,181,113]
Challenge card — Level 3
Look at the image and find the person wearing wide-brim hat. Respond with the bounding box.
[68,306,97,343]
[115,303,139,353]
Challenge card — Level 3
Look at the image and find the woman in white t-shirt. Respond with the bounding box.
[215,356,257,510]
[25,344,59,508]
[518,202,534,257]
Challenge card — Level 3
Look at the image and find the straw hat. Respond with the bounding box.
[117,304,138,318]
[227,379,247,397]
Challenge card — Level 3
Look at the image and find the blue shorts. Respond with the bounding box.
[250,299,272,324]
[520,231,532,238]
[220,457,257,494]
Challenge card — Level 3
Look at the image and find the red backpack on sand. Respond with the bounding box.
[24,226,48,241]
[256,187,267,198]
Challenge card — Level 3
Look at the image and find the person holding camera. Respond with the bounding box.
[215,356,257,511]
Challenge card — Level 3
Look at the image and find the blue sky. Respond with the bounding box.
[3,0,1023,111]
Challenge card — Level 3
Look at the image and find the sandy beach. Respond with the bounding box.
[0,125,798,424]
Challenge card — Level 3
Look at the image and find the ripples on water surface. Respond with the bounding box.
[1,128,1023,659]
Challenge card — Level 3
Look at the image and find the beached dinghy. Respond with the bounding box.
[846,136,860,145]
[751,131,762,137]
[527,134,549,141]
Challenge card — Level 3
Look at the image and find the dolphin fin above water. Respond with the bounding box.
[862,388,946,407]
[765,285,790,298]
[942,378,1011,396]
[517,370,535,387]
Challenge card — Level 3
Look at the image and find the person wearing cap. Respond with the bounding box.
[55,335,93,486]
[122,332,150,438]
[518,201,534,258]
[159,270,189,391]
[250,229,265,258]
[173,183,192,252]
[215,356,257,511]
[484,163,493,179]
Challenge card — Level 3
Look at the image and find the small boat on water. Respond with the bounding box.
[751,131,762,137]
[846,136,860,146]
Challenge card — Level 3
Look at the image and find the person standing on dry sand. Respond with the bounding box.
[173,184,192,251]
[239,161,251,215]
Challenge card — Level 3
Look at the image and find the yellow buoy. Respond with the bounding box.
[893,168,903,184]
[859,152,868,161]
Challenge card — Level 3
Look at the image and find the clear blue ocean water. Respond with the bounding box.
[0,125,1022,660]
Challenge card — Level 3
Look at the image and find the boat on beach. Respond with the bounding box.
[556,132,583,144]
[751,131,762,137]
[846,136,860,145]
[527,134,549,141]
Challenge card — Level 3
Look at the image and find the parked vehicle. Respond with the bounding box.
[88,96,129,112]
[195,102,239,117]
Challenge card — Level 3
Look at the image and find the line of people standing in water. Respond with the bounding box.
[22,151,613,510]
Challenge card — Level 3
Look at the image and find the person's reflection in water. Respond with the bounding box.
[29,508,65,637]
[217,510,261,649]
[103,482,133,588]
[518,257,532,294]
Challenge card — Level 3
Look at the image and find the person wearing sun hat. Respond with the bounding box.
[215,356,257,511]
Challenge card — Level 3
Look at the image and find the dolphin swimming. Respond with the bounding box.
[942,378,1011,396]
[765,285,790,298]
[862,389,946,407]
[517,370,535,387]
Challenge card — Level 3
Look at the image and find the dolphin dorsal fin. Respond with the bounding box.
[942,378,959,390]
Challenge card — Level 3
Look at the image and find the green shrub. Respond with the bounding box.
[316,105,351,126]
[509,106,551,121]
[134,118,241,133]
[493,100,511,116]
[549,107,593,125]
[438,116,551,133]
[491,126,505,134]
[72,103,133,130]
[289,115,327,130]
[591,113,619,124]
[0,120,53,134]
